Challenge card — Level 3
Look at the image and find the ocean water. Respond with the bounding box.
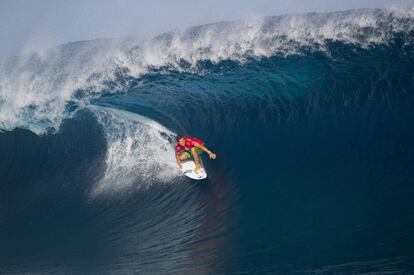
[1,8,414,274]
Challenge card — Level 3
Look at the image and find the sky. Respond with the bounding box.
[1,0,413,57]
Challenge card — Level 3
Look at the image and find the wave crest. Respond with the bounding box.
[0,8,413,134]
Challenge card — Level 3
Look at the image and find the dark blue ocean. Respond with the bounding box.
[1,8,414,274]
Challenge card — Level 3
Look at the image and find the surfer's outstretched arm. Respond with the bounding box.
[194,143,216,159]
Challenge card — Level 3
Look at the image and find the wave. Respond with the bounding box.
[0,8,413,134]
[1,7,414,273]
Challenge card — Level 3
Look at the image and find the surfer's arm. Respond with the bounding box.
[194,143,216,159]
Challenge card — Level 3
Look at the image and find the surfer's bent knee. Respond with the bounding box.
[180,151,190,160]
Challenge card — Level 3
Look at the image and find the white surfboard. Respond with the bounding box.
[181,160,207,180]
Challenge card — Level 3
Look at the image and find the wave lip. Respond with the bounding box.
[137,7,414,65]
[0,8,413,134]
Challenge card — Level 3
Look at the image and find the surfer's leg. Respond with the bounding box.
[191,147,202,172]
[179,151,191,160]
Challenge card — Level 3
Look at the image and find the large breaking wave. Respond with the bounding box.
[0,8,413,134]
[1,8,414,274]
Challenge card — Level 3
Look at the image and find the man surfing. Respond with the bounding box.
[175,134,216,172]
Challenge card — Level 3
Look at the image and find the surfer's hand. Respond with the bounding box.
[209,152,216,159]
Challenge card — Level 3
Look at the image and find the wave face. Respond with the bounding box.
[1,8,414,274]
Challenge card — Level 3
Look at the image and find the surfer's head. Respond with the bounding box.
[176,134,185,146]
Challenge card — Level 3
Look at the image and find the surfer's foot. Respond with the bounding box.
[194,164,202,173]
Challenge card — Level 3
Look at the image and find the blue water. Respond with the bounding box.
[1,9,414,274]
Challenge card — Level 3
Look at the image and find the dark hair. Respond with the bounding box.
[176,134,184,142]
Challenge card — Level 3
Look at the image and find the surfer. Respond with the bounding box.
[175,134,216,172]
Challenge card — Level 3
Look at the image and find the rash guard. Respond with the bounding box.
[175,137,204,153]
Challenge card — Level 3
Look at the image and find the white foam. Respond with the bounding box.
[0,8,412,134]
[89,106,178,195]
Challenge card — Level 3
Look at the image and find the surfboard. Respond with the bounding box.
[181,160,207,180]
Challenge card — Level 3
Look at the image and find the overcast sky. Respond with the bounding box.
[1,0,413,57]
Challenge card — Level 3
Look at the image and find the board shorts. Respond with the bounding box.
[181,147,203,158]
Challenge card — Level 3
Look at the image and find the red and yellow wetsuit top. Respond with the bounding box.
[175,137,204,153]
